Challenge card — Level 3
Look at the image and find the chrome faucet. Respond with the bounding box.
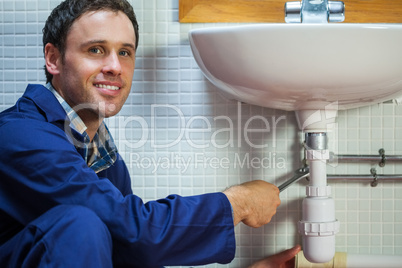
[285,0,345,23]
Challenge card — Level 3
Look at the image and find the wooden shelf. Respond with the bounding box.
[179,0,402,23]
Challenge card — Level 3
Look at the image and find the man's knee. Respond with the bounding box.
[46,205,113,266]
[48,205,111,242]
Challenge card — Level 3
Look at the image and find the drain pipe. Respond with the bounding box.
[295,251,402,268]
[295,108,340,263]
[299,132,340,263]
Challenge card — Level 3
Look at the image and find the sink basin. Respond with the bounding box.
[189,24,402,112]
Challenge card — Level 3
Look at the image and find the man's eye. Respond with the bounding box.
[89,47,102,54]
[119,50,130,56]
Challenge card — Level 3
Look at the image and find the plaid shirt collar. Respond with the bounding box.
[46,83,117,173]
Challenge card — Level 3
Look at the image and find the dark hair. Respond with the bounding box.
[42,0,139,83]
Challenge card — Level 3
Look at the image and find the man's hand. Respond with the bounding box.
[223,180,280,227]
[248,245,301,268]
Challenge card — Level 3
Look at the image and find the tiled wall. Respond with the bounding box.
[1,1,401,267]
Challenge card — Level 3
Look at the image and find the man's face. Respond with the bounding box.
[52,10,136,121]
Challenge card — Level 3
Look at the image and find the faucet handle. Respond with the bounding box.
[328,1,345,22]
[285,1,302,23]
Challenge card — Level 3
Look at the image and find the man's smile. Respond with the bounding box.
[94,84,121,91]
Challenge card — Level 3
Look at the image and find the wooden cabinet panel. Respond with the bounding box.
[179,0,402,23]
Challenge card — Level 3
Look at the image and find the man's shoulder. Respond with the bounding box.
[0,84,66,125]
[0,84,69,144]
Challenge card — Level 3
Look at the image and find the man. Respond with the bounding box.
[0,0,298,267]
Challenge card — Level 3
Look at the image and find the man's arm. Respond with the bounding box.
[0,119,235,267]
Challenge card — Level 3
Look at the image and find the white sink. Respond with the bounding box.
[189,24,402,112]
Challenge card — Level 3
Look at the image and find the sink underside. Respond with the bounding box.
[189,24,402,111]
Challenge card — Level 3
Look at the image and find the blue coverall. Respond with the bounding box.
[0,84,235,267]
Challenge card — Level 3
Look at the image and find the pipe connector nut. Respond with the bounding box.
[299,220,340,237]
[305,149,330,160]
[306,185,332,197]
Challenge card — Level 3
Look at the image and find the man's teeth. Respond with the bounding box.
[95,84,120,90]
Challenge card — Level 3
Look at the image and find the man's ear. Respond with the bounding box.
[44,43,62,76]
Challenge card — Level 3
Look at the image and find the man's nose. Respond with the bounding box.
[102,51,122,76]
